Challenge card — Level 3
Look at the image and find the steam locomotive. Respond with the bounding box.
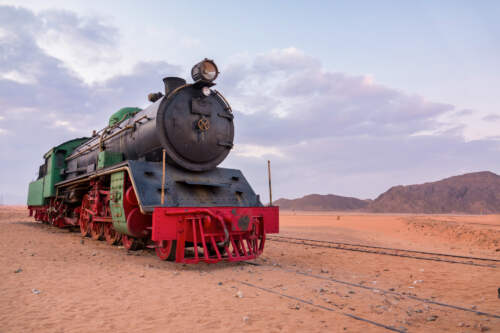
[27,59,279,263]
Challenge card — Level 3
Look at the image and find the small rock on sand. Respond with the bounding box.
[14,268,22,273]
[235,290,243,298]
[31,289,41,295]
[426,315,438,322]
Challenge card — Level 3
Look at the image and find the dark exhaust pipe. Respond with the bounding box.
[163,77,186,96]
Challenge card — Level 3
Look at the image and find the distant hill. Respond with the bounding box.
[274,194,370,211]
[274,171,500,214]
[368,171,500,214]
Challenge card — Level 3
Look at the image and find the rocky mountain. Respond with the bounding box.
[273,194,370,211]
[274,171,500,214]
[368,171,500,214]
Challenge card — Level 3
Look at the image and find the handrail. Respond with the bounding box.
[65,125,134,161]
[65,115,152,161]
[66,110,141,160]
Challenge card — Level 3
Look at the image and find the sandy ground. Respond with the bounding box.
[1,206,499,332]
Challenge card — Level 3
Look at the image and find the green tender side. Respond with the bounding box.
[42,138,89,198]
[42,149,55,198]
[27,179,44,206]
[27,137,89,206]
[97,151,123,169]
[110,171,129,235]
[108,107,141,126]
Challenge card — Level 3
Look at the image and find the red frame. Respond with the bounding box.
[28,190,280,264]
[29,205,49,223]
[153,206,279,263]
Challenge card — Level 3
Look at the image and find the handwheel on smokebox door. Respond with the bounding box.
[79,194,91,237]
[155,240,177,261]
[90,222,104,240]
[122,234,143,251]
[104,223,121,245]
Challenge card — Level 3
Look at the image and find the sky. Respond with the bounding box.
[0,1,500,204]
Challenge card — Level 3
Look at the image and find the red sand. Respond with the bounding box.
[1,206,499,332]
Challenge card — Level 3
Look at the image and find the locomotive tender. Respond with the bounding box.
[27,59,279,263]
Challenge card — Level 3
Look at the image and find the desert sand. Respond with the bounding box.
[1,206,499,332]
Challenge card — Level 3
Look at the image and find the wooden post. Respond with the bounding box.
[268,160,272,206]
[161,149,166,205]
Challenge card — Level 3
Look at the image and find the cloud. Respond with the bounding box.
[225,129,500,200]
[218,48,500,200]
[219,47,454,149]
[0,70,37,84]
[233,144,285,159]
[0,5,178,203]
[454,109,474,117]
[1,4,499,205]
[35,9,122,84]
[483,114,500,122]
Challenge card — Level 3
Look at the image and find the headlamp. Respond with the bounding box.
[191,59,219,83]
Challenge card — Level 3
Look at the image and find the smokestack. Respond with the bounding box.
[163,77,186,96]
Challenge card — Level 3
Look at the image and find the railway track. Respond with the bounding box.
[239,260,500,332]
[267,235,499,268]
[237,279,407,332]
[245,261,500,319]
[439,221,500,228]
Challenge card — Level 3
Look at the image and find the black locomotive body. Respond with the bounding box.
[27,59,279,263]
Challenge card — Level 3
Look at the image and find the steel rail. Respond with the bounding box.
[434,220,500,228]
[268,238,495,268]
[245,262,500,320]
[237,280,407,332]
[268,236,499,267]
[270,235,500,262]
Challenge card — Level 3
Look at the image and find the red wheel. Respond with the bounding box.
[125,186,138,206]
[155,240,177,261]
[90,222,104,240]
[104,223,121,245]
[42,211,49,224]
[122,234,142,251]
[79,195,91,237]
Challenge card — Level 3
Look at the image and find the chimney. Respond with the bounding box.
[163,77,186,96]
